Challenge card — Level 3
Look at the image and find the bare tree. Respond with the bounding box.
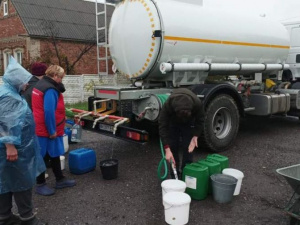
[40,20,97,74]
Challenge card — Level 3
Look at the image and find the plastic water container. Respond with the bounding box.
[206,154,229,171]
[161,179,186,197]
[222,168,244,195]
[211,174,237,204]
[63,134,69,153]
[71,123,82,142]
[182,163,209,200]
[64,128,72,144]
[69,148,96,175]
[197,159,222,193]
[60,156,65,170]
[163,192,191,225]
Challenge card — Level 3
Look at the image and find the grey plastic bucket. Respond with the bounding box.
[211,174,237,203]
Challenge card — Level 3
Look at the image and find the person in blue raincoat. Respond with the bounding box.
[0,57,46,225]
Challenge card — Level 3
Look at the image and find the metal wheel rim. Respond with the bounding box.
[212,107,232,139]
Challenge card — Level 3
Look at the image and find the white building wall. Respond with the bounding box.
[0,73,130,104]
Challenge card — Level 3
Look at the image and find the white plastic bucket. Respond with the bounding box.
[222,168,244,195]
[63,134,69,153]
[161,179,186,197]
[60,156,65,170]
[163,192,191,225]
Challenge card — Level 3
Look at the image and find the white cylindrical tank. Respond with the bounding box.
[109,0,290,80]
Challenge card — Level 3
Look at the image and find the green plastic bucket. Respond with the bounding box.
[183,163,209,200]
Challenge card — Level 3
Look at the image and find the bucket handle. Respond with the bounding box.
[164,204,173,211]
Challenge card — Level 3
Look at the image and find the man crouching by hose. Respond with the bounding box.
[158,88,204,180]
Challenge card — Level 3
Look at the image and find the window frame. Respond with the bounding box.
[296,54,300,64]
[291,27,300,48]
[14,48,23,65]
[3,1,8,16]
[3,50,12,71]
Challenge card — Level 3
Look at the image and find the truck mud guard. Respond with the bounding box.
[189,83,244,116]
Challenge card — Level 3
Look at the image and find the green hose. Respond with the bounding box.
[156,94,170,180]
[156,94,169,106]
[65,108,75,118]
[158,139,168,180]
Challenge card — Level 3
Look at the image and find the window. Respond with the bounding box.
[291,28,300,47]
[14,49,23,65]
[3,1,8,16]
[296,54,300,63]
[3,50,12,71]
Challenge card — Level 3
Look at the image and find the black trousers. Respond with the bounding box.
[36,153,64,184]
[168,123,193,178]
[0,189,33,219]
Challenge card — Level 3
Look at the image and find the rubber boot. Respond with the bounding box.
[55,178,76,189]
[35,183,55,196]
[45,159,51,169]
[0,214,21,225]
[20,214,46,225]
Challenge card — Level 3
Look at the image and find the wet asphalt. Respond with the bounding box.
[32,115,300,225]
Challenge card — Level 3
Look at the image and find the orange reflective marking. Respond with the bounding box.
[164,36,290,49]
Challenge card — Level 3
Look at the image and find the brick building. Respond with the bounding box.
[0,0,114,75]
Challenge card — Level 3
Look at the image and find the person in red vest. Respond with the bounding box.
[32,65,75,196]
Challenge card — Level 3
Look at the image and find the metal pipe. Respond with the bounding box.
[240,64,265,71]
[92,115,109,128]
[210,64,240,71]
[78,112,92,120]
[93,99,110,114]
[113,118,129,135]
[160,62,290,73]
[70,108,125,120]
[136,107,153,121]
[160,63,209,73]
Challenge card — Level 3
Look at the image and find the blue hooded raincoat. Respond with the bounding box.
[0,57,45,194]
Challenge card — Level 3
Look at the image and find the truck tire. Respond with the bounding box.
[202,94,239,152]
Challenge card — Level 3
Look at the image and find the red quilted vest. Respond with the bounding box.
[32,76,65,137]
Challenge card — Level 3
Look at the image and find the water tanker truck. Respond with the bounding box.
[76,0,300,152]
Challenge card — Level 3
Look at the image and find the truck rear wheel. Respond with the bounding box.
[202,94,239,152]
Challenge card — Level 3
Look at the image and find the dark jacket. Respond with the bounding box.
[23,76,40,110]
[158,88,204,146]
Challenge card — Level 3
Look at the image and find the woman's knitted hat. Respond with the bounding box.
[31,62,48,76]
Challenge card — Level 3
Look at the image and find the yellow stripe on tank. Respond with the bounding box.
[164,36,290,49]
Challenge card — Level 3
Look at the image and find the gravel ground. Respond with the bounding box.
[32,115,300,225]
